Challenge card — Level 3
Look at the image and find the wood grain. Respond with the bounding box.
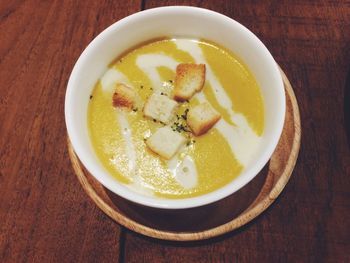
[0,0,349,262]
[0,0,141,262]
[121,1,350,262]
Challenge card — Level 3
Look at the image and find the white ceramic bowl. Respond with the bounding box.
[65,6,285,209]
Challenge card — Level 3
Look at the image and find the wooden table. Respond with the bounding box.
[1,1,349,262]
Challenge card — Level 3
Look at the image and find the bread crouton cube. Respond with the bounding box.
[174,63,206,101]
[146,126,186,159]
[187,102,221,136]
[143,93,178,124]
[112,83,136,109]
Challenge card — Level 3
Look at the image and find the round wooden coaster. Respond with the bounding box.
[67,69,301,241]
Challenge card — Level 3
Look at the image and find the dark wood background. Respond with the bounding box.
[1,0,349,262]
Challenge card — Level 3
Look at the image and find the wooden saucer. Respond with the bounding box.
[67,69,301,241]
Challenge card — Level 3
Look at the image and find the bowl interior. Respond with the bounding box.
[65,6,285,209]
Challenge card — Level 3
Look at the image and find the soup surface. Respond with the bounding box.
[88,38,264,198]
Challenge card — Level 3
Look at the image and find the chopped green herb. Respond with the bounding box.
[169,80,173,83]
[89,95,93,99]
[181,108,189,120]
[186,139,196,146]
[132,108,138,112]
[171,122,190,133]
[153,119,157,122]
[140,85,144,89]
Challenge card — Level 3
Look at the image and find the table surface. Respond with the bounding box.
[1,0,349,262]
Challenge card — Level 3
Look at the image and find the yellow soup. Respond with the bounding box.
[88,38,264,199]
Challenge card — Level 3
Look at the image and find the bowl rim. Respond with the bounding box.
[65,6,286,209]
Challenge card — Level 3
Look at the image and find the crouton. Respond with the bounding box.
[145,126,186,159]
[143,93,178,124]
[187,102,221,136]
[173,63,206,101]
[112,83,136,109]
